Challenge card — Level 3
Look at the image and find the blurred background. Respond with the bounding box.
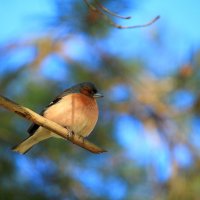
[1,0,200,199]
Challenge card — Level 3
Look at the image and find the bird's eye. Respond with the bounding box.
[92,89,97,94]
[80,85,98,97]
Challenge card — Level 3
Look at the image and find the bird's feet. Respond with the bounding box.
[64,126,74,139]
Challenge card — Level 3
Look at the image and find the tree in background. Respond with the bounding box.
[1,0,200,199]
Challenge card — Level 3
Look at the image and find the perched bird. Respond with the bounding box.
[12,82,103,154]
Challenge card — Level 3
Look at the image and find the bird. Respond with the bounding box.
[12,82,103,154]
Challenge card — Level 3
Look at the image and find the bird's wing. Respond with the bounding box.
[27,97,62,135]
[27,86,79,135]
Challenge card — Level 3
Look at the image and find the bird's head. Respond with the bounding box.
[78,82,103,98]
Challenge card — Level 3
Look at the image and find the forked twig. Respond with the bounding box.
[83,0,160,29]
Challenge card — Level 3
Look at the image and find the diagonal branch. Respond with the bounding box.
[0,95,106,154]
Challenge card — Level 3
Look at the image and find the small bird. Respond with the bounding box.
[12,82,103,154]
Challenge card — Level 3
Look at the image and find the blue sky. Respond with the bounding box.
[0,0,52,42]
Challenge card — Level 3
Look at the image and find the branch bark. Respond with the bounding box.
[0,95,106,154]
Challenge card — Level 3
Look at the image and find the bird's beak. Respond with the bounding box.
[93,93,104,98]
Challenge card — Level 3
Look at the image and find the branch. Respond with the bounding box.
[114,15,160,29]
[83,0,160,29]
[0,95,106,154]
[96,1,131,19]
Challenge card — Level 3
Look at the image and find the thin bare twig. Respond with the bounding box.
[83,0,98,12]
[83,0,160,29]
[96,1,131,19]
[113,15,160,29]
[0,95,106,154]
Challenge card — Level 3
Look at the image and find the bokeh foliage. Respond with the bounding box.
[1,0,200,199]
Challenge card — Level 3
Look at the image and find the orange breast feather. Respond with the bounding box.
[43,93,98,137]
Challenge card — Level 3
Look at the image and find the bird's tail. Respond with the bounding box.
[12,135,38,154]
[12,129,51,154]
